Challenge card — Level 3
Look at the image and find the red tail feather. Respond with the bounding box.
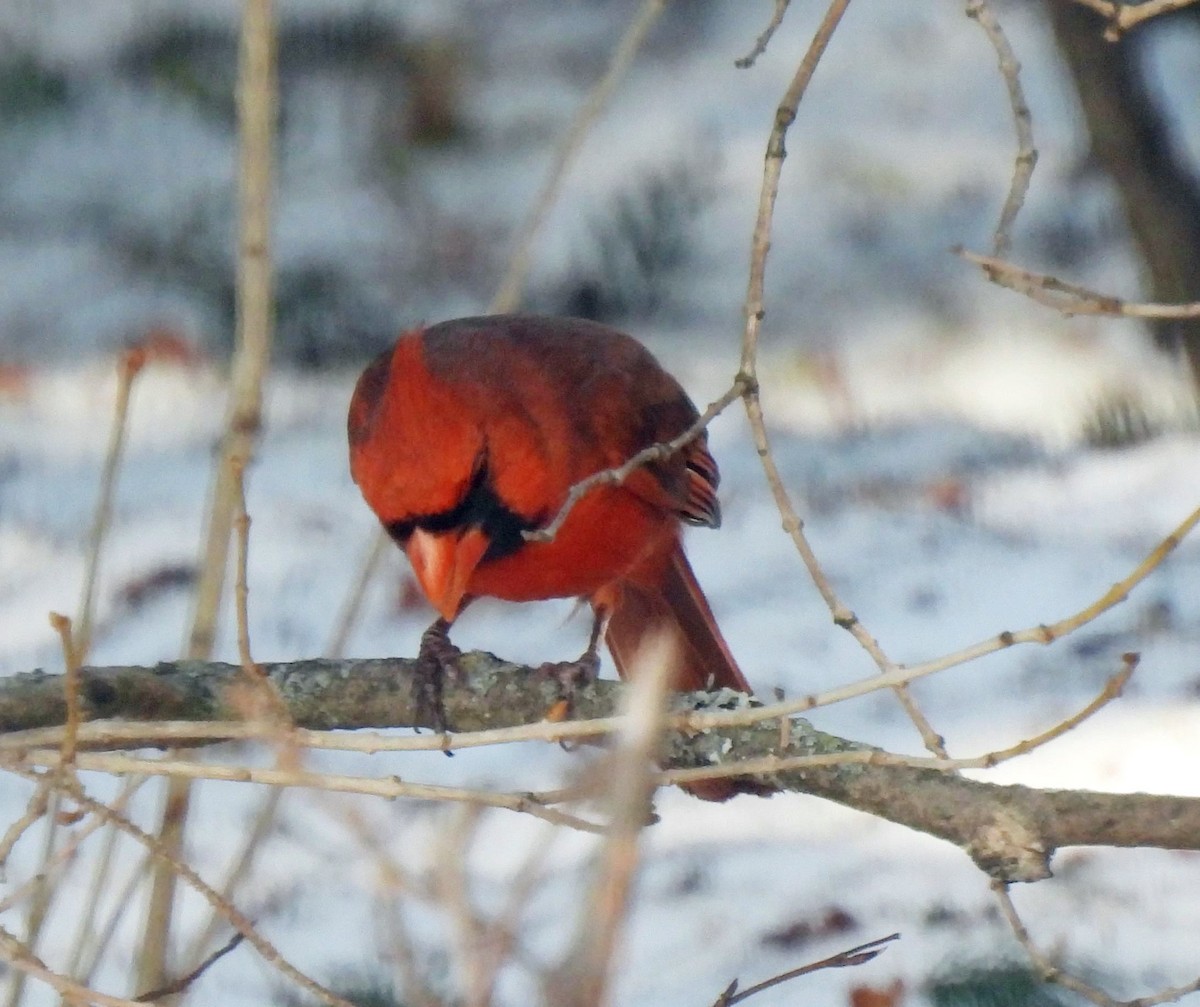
[605,543,750,694]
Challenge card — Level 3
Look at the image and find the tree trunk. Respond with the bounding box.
[1045,0,1200,392]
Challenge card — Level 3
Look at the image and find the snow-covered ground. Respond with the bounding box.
[4,336,1199,1007]
[3,2,1200,1006]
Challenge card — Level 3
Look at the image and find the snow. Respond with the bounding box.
[3,2,1200,1006]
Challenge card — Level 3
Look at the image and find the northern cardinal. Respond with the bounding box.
[347,313,751,710]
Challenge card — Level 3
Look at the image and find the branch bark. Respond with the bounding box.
[4,656,1199,883]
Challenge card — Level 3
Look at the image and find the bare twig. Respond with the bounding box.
[735,0,792,68]
[134,931,245,1002]
[329,0,668,656]
[331,803,448,1007]
[232,455,258,678]
[992,879,1200,1007]
[887,504,1200,689]
[185,0,276,664]
[3,611,85,1007]
[678,500,1199,731]
[965,0,1037,257]
[0,780,143,985]
[170,456,294,981]
[228,453,292,730]
[13,749,603,834]
[180,789,282,975]
[74,348,146,661]
[737,0,850,376]
[75,846,154,987]
[4,472,1191,746]
[524,380,746,543]
[324,529,388,658]
[434,807,502,1007]
[172,458,294,978]
[549,637,675,1006]
[3,353,137,999]
[0,924,147,1007]
[0,779,50,873]
[732,0,948,756]
[1067,0,1200,40]
[712,932,899,1006]
[959,247,1200,318]
[3,646,1133,791]
[490,0,667,313]
[140,0,279,989]
[664,652,1135,786]
[6,657,1200,878]
[9,767,359,1007]
[48,613,82,769]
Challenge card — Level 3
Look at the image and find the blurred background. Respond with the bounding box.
[3,4,1200,1006]
[0,0,1196,386]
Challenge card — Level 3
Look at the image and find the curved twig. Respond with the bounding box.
[735,0,793,69]
[965,0,1037,257]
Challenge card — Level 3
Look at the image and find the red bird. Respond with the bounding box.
[347,313,751,701]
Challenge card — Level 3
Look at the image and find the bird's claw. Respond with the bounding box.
[415,618,462,744]
[536,649,601,694]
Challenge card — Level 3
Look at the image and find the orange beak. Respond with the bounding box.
[405,527,490,622]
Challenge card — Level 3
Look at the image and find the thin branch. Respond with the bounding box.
[1066,0,1200,40]
[11,749,603,835]
[328,0,668,655]
[888,503,1200,686]
[180,790,282,975]
[3,647,1130,784]
[959,247,1200,318]
[176,459,294,980]
[733,0,948,756]
[433,806,492,1007]
[663,653,1134,785]
[0,779,50,873]
[328,803,447,1007]
[4,483,1192,743]
[713,933,900,1006]
[523,380,746,543]
[228,453,292,731]
[992,880,1200,1007]
[48,613,82,768]
[678,500,1199,731]
[735,0,792,69]
[232,454,257,678]
[0,717,624,754]
[3,611,84,1007]
[324,529,388,658]
[965,0,1037,257]
[141,0,279,987]
[185,0,276,664]
[74,845,153,988]
[74,348,145,661]
[9,767,359,1007]
[549,638,675,1006]
[5,653,1200,880]
[134,931,245,1002]
[0,924,146,1007]
[991,880,1120,1007]
[490,0,667,313]
[738,0,852,375]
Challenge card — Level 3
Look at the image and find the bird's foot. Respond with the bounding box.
[536,648,601,698]
[536,649,602,749]
[415,617,462,744]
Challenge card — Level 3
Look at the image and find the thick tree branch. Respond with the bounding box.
[3,656,1199,883]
